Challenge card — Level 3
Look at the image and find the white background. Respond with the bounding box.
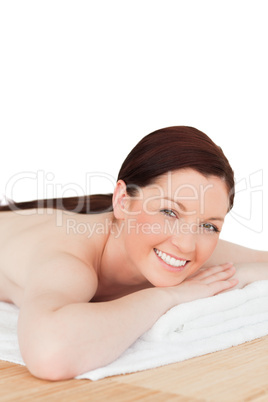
[0,1,267,250]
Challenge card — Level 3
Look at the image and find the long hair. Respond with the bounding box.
[0,126,234,213]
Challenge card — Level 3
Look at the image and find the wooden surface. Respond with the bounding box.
[0,335,268,401]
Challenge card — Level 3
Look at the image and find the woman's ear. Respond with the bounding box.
[113,180,128,219]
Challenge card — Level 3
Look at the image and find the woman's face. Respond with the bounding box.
[120,168,230,287]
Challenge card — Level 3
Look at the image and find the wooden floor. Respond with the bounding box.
[1,335,268,401]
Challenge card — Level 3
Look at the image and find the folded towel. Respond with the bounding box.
[78,280,268,380]
[1,281,268,381]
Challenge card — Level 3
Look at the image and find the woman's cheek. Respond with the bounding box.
[197,235,219,263]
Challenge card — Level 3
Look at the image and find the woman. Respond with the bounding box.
[0,126,267,380]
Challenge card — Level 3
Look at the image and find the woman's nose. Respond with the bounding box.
[170,231,196,254]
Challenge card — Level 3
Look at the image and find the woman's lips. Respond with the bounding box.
[154,248,189,272]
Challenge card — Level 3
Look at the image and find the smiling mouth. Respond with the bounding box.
[154,248,189,268]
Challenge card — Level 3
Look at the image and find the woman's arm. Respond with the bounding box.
[231,262,268,289]
[202,239,268,288]
[203,239,268,267]
[18,256,237,381]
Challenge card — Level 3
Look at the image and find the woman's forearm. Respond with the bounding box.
[233,262,268,289]
[57,288,175,375]
[21,264,237,380]
[22,287,175,380]
[204,239,268,267]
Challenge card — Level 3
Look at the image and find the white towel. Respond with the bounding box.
[0,302,23,365]
[1,281,268,381]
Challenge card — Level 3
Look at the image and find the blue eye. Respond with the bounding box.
[161,209,177,218]
[201,223,220,233]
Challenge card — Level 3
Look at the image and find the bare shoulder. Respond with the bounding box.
[23,252,99,309]
[0,209,113,306]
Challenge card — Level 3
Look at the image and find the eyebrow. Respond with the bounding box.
[206,217,225,222]
[162,197,188,212]
[162,197,225,221]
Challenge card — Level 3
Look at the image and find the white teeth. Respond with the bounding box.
[154,248,187,268]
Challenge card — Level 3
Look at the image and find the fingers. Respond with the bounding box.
[211,277,239,295]
[175,266,239,302]
[202,264,236,284]
[192,263,235,280]
[181,262,239,299]
[203,262,234,276]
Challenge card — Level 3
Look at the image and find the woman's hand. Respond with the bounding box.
[227,262,268,290]
[167,263,238,305]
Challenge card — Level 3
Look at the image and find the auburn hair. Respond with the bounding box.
[0,126,234,213]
